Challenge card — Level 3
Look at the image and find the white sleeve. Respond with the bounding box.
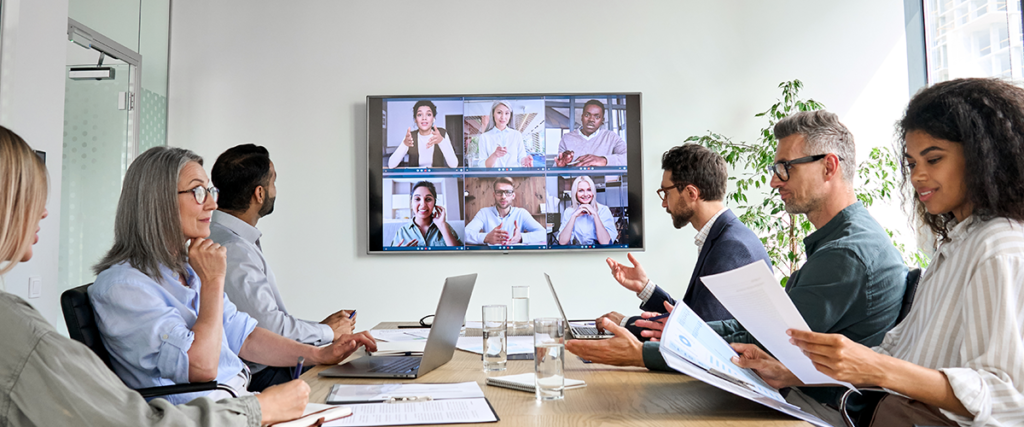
[387,143,410,169]
[519,209,546,244]
[439,133,458,168]
[465,211,487,245]
[938,255,1024,425]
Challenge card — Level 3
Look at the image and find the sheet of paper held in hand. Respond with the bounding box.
[658,294,831,427]
[700,261,855,390]
[319,398,497,426]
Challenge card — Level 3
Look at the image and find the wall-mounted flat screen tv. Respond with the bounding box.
[367,93,643,253]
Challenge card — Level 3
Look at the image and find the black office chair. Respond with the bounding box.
[838,267,923,427]
[61,283,236,399]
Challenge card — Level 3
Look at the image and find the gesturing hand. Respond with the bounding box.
[484,225,509,245]
[402,128,414,147]
[256,379,310,426]
[606,252,650,293]
[395,238,419,247]
[491,146,508,159]
[188,238,227,287]
[506,221,522,244]
[520,155,533,168]
[427,127,443,149]
[555,151,574,167]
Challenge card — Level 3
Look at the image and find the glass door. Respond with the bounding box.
[58,23,139,290]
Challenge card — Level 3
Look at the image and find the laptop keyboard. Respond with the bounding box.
[368,357,421,374]
[572,326,603,336]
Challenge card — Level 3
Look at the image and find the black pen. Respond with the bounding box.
[293,356,304,380]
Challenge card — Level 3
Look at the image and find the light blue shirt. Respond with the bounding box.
[465,206,546,245]
[390,221,464,247]
[558,204,618,245]
[90,261,258,405]
[479,127,528,167]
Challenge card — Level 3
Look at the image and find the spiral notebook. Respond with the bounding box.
[485,373,586,393]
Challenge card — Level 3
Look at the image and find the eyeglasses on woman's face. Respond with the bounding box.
[177,185,219,204]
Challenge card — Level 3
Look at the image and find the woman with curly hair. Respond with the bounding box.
[732,78,1024,426]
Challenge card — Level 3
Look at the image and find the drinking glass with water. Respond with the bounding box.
[511,286,530,333]
[482,305,507,372]
[533,317,565,400]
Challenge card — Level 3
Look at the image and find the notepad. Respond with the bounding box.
[270,404,351,427]
[485,373,585,393]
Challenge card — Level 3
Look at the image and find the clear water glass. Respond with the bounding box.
[511,286,530,332]
[482,305,507,371]
[533,317,565,400]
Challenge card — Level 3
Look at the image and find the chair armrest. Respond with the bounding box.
[840,387,888,427]
[135,381,237,399]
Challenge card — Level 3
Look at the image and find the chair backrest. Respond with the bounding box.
[60,283,114,371]
[895,267,923,326]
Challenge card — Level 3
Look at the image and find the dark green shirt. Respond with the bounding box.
[645,202,907,403]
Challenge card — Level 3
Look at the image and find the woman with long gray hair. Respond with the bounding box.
[89,146,375,405]
[0,128,312,425]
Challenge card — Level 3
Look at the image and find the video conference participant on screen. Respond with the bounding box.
[391,180,463,247]
[555,100,627,167]
[557,175,617,245]
[465,177,545,246]
[480,101,532,168]
[387,100,458,169]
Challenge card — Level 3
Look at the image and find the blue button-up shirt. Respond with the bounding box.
[465,206,546,245]
[90,261,258,405]
[558,203,618,245]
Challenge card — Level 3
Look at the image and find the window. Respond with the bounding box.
[924,0,1024,84]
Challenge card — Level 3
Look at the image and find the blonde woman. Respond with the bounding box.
[479,101,532,168]
[0,126,309,426]
[557,175,617,245]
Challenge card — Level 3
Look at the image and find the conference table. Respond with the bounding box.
[302,322,810,427]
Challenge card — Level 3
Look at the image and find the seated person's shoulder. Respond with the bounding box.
[91,263,160,297]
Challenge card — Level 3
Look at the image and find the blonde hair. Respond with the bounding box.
[0,126,48,276]
[570,176,599,210]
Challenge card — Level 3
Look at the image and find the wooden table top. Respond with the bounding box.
[302,323,809,427]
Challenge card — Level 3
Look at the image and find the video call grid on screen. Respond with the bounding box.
[367,93,643,253]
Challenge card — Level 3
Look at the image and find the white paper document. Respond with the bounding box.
[455,336,534,355]
[321,398,497,426]
[699,261,855,389]
[369,329,430,342]
[658,299,831,427]
[327,382,484,404]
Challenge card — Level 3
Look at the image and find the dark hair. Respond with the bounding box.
[412,180,437,199]
[413,100,437,118]
[898,78,1024,241]
[660,144,727,201]
[211,144,272,212]
[492,177,515,191]
[583,99,605,116]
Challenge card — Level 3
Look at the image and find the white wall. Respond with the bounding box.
[168,1,912,331]
[0,0,69,332]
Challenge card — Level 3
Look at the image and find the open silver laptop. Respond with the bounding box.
[544,273,612,340]
[318,273,476,379]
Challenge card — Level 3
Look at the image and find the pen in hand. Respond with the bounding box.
[348,310,357,319]
[293,356,304,380]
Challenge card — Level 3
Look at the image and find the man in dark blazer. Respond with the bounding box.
[594,144,771,340]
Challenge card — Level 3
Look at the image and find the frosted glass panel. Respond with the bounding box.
[59,62,131,290]
[68,0,141,51]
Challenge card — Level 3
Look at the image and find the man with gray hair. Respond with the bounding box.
[566,111,907,425]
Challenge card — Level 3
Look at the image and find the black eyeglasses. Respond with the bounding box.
[493,190,514,197]
[177,185,219,204]
[768,154,838,182]
[656,184,681,201]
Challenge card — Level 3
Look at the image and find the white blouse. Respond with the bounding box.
[875,216,1024,426]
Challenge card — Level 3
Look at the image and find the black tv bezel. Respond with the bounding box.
[367,92,644,254]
